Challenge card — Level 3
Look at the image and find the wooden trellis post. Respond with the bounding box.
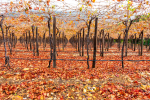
[92,17,98,68]
[139,30,143,56]
[145,34,149,50]
[118,34,121,51]
[29,30,32,50]
[82,28,84,56]
[79,31,81,56]
[134,33,136,51]
[14,34,17,48]
[78,32,80,52]
[107,33,109,51]
[122,29,128,68]
[26,32,28,50]
[148,35,150,51]
[76,33,77,51]
[131,35,133,50]
[23,33,25,47]
[32,25,35,56]
[99,30,102,56]
[58,32,60,50]
[63,32,65,51]
[53,16,56,68]
[11,33,14,48]
[102,29,104,57]
[43,32,46,50]
[36,27,39,56]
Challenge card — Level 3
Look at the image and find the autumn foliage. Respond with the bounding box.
[0,0,150,99]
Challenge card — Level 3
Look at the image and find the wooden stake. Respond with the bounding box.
[102,29,104,57]
[92,17,98,68]
[134,33,136,51]
[29,30,32,50]
[140,30,143,56]
[82,28,84,56]
[53,17,56,68]
[36,27,39,56]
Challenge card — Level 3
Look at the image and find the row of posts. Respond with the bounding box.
[1,16,69,68]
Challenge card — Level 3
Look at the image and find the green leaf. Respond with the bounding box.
[118,22,121,25]
[25,8,28,12]
[131,8,135,12]
[52,5,55,9]
[139,18,142,21]
[79,7,82,11]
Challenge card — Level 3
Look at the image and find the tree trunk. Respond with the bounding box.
[6,28,12,55]
[1,24,10,67]
[48,17,53,68]
[122,29,128,68]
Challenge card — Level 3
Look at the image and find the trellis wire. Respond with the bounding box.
[9,57,150,62]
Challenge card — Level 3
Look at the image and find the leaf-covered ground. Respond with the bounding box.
[0,43,150,100]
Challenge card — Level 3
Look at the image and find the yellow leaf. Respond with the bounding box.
[141,84,150,90]
[23,68,29,71]
[40,95,44,99]
[79,96,82,99]
[146,1,149,5]
[92,0,95,3]
[10,1,13,6]
[12,96,23,100]
[88,93,92,97]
